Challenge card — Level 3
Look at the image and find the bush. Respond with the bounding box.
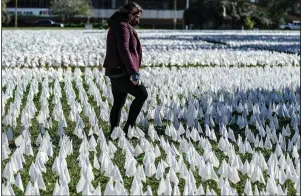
[64,23,85,28]
[244,16,255,30]
[102,19,108,29]
[279,17,286,25]
[251,11,272,29]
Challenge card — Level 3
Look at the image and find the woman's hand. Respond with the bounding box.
[130,73,140,85]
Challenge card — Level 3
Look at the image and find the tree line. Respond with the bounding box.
[183,0,300,29]
[1,0,92,25]
[2,0,300,29]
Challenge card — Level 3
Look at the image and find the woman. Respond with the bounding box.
[103,2,148,136]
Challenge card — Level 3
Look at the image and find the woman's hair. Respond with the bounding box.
[118,2,143,15]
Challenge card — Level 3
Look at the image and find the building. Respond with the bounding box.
[6,0,189,28]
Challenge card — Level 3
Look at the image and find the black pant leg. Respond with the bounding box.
[109,80,127,133]
[125,83,148,131]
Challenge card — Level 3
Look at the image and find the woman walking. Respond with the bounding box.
[103,2,148,136]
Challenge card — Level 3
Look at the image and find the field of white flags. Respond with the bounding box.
[1,29,301,195]
[2,30,300,67]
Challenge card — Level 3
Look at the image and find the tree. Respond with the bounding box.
[183,7,203,29]
[215,0,257,28]
[2,0,11,24]
[266,0,300,27]
[183,0,261,29]
[184,0,223,29]
[50,0,92,25]
[250,9,272,29]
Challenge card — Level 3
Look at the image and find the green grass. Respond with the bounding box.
[1,67,299,195]
[5,61,299,73]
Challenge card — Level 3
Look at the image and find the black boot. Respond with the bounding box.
[123,124,129,136]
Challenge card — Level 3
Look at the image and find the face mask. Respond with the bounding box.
[130,19,139,27]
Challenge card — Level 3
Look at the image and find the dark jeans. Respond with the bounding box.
[109,75,148,134]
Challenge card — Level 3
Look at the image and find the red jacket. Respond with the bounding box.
[103,16,142,76]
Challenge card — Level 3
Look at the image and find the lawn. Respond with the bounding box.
[2,65,300,195]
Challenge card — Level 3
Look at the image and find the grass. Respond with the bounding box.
[1,67,299,195]
[7,61,299,73]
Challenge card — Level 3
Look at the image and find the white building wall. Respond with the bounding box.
[7,8,50,16]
